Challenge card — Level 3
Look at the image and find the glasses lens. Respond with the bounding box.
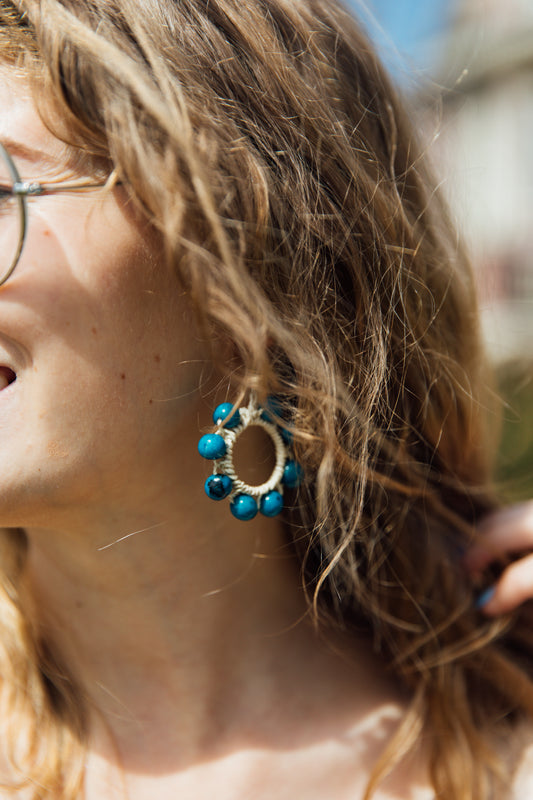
[0,146,24,285]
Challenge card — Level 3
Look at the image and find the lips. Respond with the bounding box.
[0,367,16,391]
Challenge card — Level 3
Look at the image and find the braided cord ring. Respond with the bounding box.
[197,396,303,521]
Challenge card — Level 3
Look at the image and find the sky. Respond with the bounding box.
[348,0,454,84]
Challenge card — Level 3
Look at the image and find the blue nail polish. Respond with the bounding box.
[475,586,496,609]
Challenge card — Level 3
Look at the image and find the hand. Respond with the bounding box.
[464,502,533,616]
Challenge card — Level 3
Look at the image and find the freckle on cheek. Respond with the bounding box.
[154,354,161,363]
[121,373,126,380]
[47,441,69,458]
[91,327,98,336]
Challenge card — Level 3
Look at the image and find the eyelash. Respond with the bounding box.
[0,187,13,205]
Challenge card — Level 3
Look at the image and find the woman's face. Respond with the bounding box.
[0,69,209,528]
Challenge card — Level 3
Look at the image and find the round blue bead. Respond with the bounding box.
[230,494,258,521]
[198,433,227,460]
[281,459,303,488]
[204,474,232,500]
[213,403,241,429]
[260,490,284,517]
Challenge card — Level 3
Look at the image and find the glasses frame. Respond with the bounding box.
[0,141,114,287]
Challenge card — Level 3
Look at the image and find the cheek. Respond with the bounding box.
[24,284,207,472]
[13,344,194,514]
[21,199,182,371]
[23,189,157,291]
[9,194,210,480]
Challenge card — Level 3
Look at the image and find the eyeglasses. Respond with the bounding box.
[0,141,114,287]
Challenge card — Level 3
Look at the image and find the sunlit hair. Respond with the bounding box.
[1,0,532,797]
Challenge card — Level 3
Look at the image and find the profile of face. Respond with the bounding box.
[0,68,210,530]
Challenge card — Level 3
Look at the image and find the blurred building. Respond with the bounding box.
[428,0,533,359]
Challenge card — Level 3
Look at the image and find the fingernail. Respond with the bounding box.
[475,586,496,610]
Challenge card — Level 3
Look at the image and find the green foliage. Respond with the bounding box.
[496,360,533,502]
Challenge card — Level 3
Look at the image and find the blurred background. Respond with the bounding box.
[349,0,533,499]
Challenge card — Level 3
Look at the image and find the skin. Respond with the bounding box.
[3,63,533,800]
[465,501,533,616]
[0,71,436,799]
[465,501,533,797]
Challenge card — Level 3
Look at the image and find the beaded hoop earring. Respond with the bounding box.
[197,396,303,521]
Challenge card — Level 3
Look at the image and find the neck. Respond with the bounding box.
[20,499,406,789]
[22,508,316,768]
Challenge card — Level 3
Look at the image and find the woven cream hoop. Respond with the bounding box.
[212,404,288,499]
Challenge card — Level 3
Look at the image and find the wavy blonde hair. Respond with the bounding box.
[1,0,533,797]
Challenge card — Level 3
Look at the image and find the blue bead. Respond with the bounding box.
[205,474,232,500]
[213,402,241,429]
[281,459,303,488]
[198,433,227,460]
[230,494,258,521]
[279,426,293,445]
[260,395,283,423]
[260,490,284,517]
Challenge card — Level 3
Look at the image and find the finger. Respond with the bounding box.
[464,502,533,573]
[476,552,533,616]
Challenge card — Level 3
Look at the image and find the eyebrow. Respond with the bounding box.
[0,137,64,168]
[0,136,111,181]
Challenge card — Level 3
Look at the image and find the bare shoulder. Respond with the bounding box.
[307,699,435,800]
[362,735,434,800]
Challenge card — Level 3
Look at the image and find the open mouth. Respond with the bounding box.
[0,367,16,391]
